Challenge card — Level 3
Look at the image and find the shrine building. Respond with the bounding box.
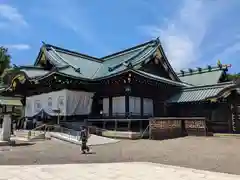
[1,38,240,135]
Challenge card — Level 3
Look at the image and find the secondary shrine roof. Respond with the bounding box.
[177,65,228,86]
[167,81,236,103]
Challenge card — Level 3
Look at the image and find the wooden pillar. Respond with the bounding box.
[229,92,238,133]
[228,104,233,133]
[163,102,167,116]
[114,119,118,131]
[103,121,106,129]
[0,114,11,141]
[149,119,152,140]
[109,96,113,117]
[231,103,237,133]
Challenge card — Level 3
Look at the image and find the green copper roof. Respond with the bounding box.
[0,96,22,106]
[14,66,50,78]
[177,66,227,86]
[25,38,180,83]
[21,69,49,78]
[167,82,234,103]
[94,42,158,78]
[12,38,232,91]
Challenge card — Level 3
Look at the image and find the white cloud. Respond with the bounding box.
[139,0,230,71]
[3,44,31,50]
[0,4,28,29]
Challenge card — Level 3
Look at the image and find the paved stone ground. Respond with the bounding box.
[0,162,239,180]
[1,136,240,175]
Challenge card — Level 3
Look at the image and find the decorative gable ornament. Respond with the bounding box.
[127,62,133,68]
[197,67,202,73]
[75,68,81,73]
[154,56,160,65]
[217,59,222,69]
[188,68,193,74]
[40,53,46,65]
[180,70,184,76]
[207,65,212,71]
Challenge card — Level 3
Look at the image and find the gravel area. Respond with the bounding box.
[0,136,240,175]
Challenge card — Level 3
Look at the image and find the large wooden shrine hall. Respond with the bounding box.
[1,38,240,134]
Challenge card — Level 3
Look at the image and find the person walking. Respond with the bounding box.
[80,126,90,154]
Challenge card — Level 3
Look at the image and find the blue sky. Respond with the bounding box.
[0,0,240,73]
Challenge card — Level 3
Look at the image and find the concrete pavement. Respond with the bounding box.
[0,162,239,180]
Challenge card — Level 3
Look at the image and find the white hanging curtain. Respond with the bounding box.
[25,90,66,117]
[103,98,109,116]
[65,90,94,115]
[112,96,125,116]
[25,90,94,117]
[129,96,141,115]
[143,98,153,116]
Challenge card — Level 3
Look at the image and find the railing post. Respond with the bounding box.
[27,131,31,140]
[114,119,117,139]
[149,119,152,140]
[128,119,131,132]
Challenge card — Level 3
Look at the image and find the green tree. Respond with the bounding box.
[226,73,240,81]
[0,47,11,76]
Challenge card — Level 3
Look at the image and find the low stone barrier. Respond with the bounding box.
[149,117,207,140]
[184,118,207,136]
[102,130,141,139]
[149,118,182,140]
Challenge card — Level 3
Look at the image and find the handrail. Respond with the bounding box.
[26,124,85,140]
[28,124,46,139]
[140,125,149,139]
[31,123,47,131]
[28,123,55,139]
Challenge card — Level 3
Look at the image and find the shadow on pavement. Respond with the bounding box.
[11,142,35,147]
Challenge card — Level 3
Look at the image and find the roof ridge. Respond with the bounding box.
[158,42,180,82]
[41,45,63,65]
[44,43,103,63]
[135,70,190,87]
[19,66,45,70]
[48,46,80,70]
[108,43,156,72]
[177,65,229,77]
[183,81,234,91]
[101,38,159,60]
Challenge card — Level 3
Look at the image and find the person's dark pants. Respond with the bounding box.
[81,139,89,152]
[11,124,14,135]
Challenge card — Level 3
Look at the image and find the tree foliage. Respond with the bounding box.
[226,73,240,81]
[0,47,11,76]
